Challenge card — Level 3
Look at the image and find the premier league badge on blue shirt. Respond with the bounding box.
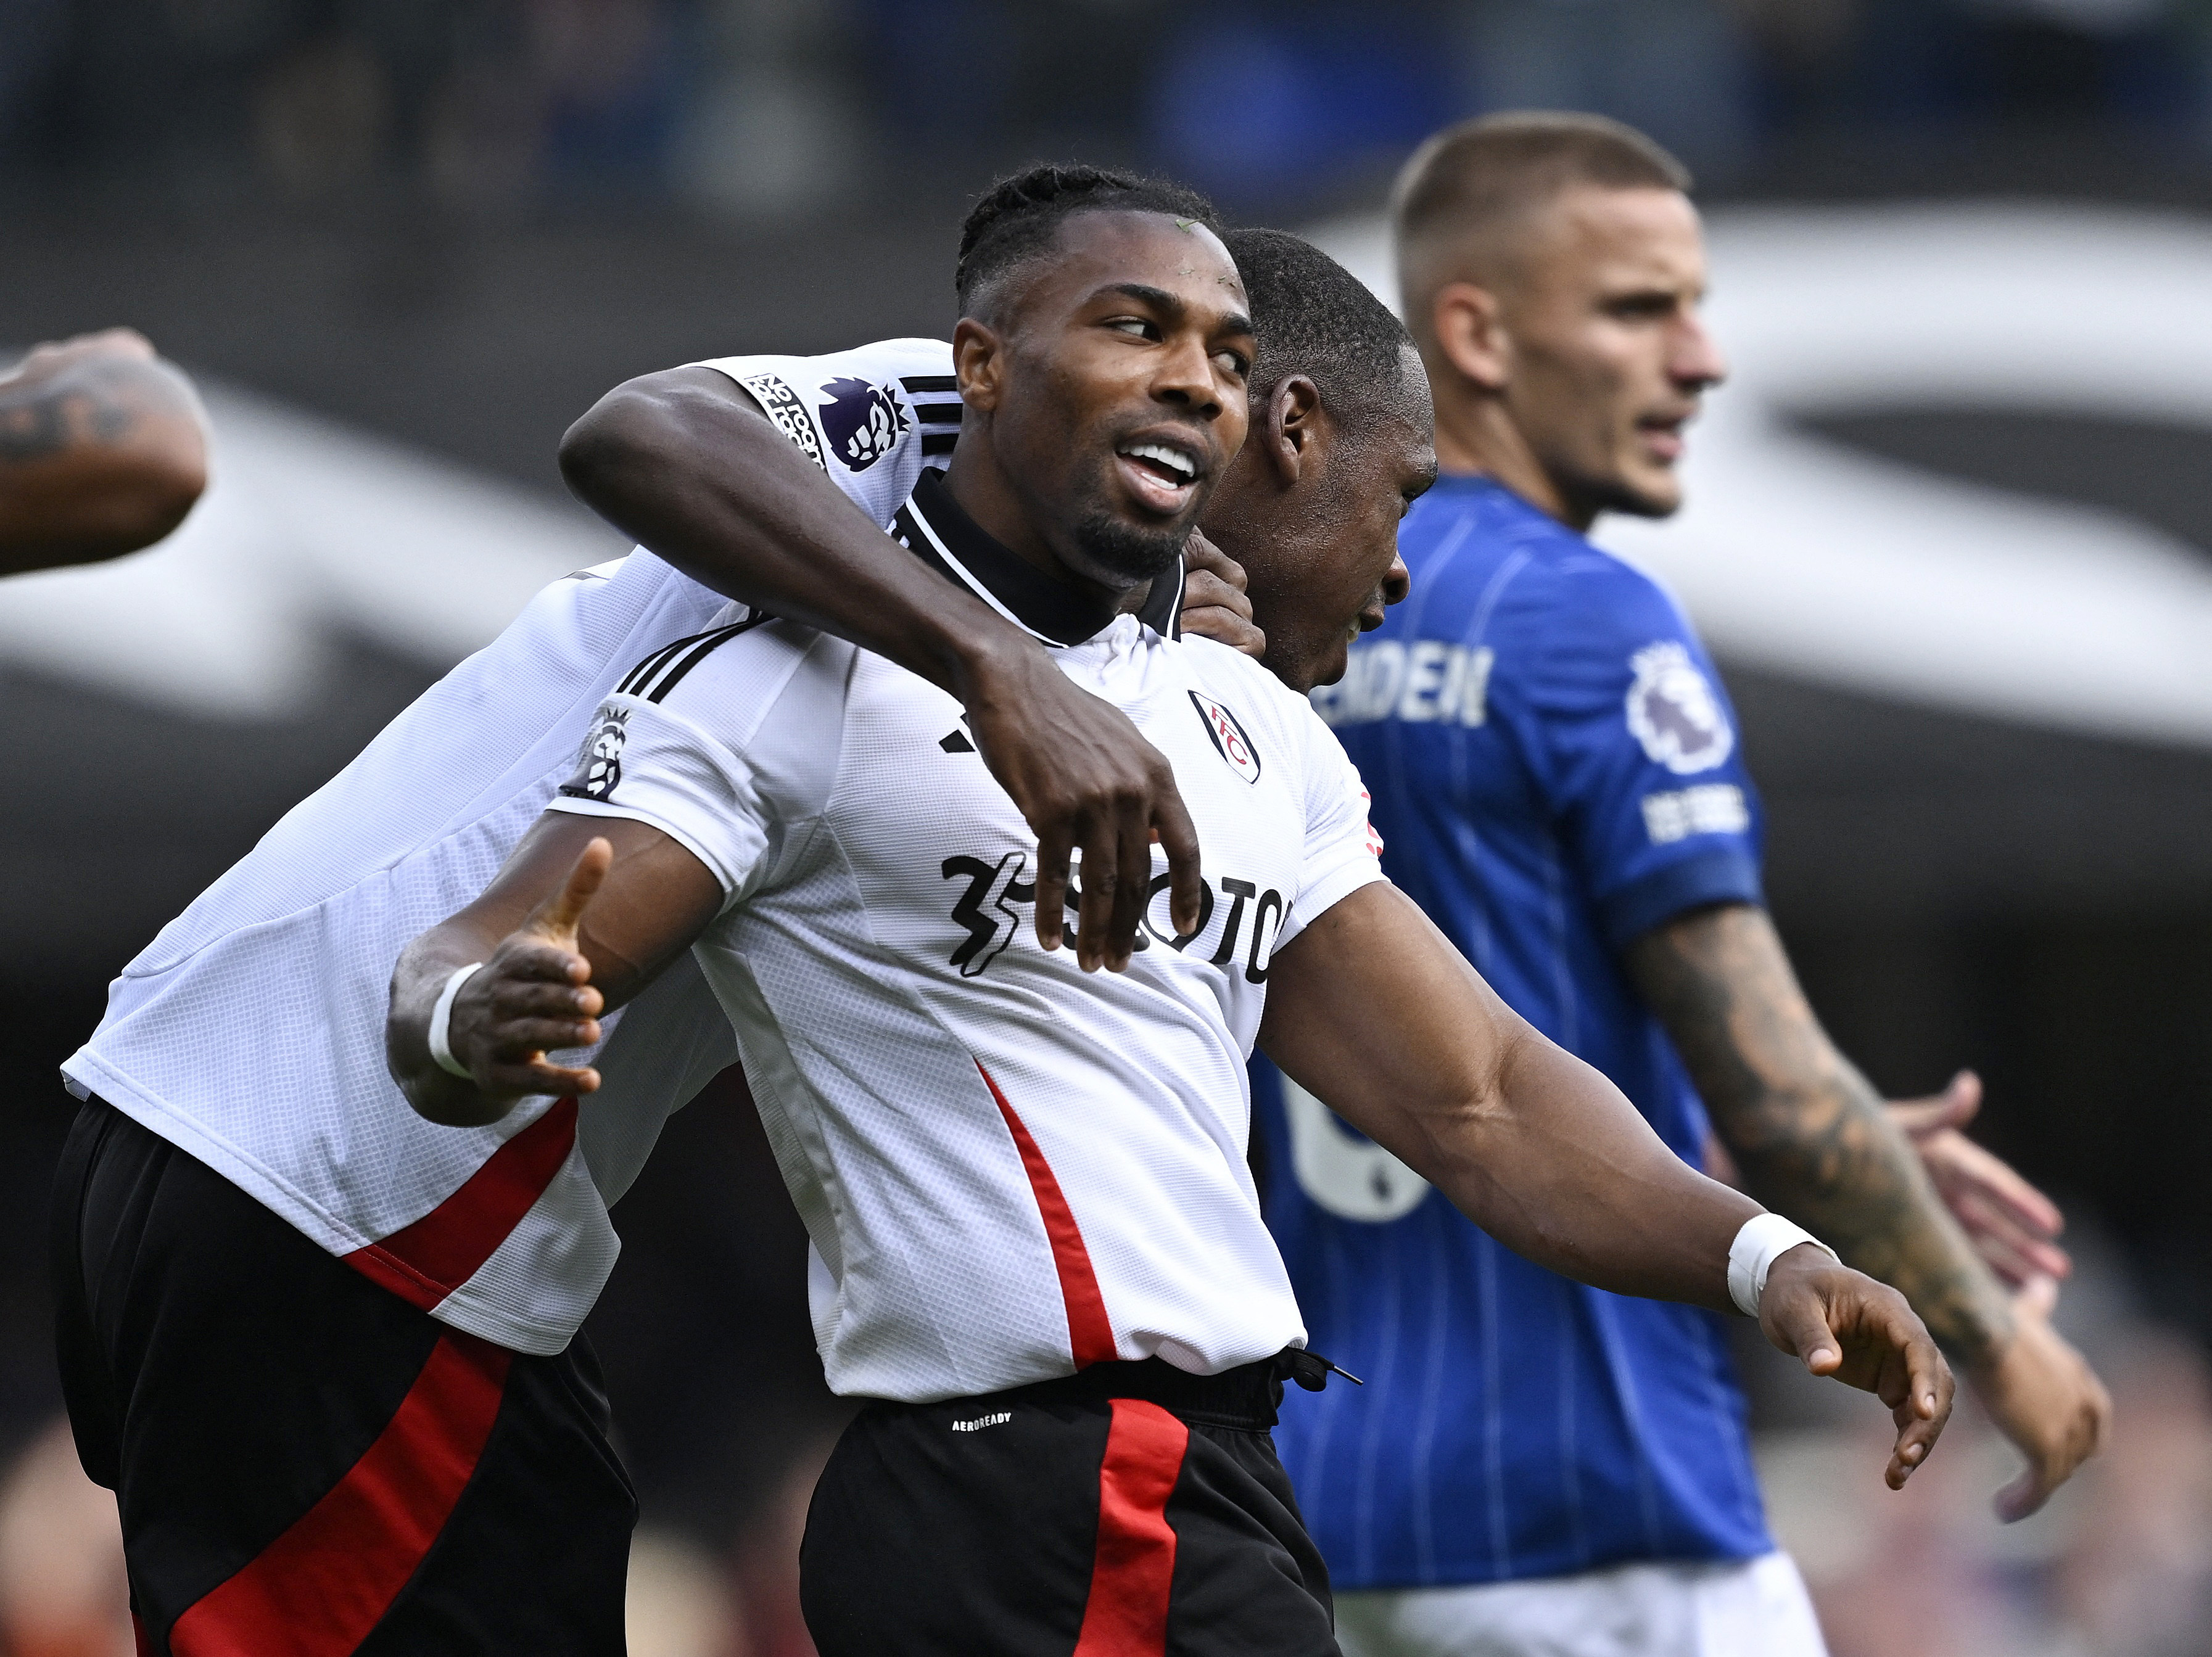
[818,377,910,471]
[1625,640,1735,774]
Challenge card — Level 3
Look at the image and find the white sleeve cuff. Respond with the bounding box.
[543,795,748,910]
[1274,858,1385,953]
[1727,1212,1837,1317]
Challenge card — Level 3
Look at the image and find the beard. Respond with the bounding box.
[1591,478,1682,520]
[1561,452,1683,522]
[1070,506,1189,586]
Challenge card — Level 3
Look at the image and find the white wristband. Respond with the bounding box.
[427,962,485,1080]
[1727,1213,1837,1317]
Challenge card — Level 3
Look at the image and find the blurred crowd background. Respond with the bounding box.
[14,0,2212,220]
[8,2,2212,1655]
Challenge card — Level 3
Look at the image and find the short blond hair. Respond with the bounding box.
[1393,112,1691,345]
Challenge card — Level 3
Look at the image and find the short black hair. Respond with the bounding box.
[956,163,1223,322]
[1223,226,1416,417]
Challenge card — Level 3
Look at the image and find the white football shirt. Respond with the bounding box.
[547,464,1382,1401]
[54,338,1302,1365]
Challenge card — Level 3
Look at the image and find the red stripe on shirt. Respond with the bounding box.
[345,1098,578,1311]
[1071,1398,1189,1656]
[976,1063,1116,1368]
[167,1331,511,1656]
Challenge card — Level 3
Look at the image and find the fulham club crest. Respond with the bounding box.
[1625,641,1734,774]
[1189,691,1261,784]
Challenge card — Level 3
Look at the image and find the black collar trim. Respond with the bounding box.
[1136,548,1184,640]
[894,469,1181,649]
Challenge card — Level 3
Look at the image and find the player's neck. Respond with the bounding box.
[1430,393,1598,535]
[942,435,1132,609]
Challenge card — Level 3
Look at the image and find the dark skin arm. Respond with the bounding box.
[1627,901,2108,1518]
[0,329,208,574]
[400,836,1951,1485]
[1261,882,1952,1491]
[559,366,1202,972]
[386,816,719,1127]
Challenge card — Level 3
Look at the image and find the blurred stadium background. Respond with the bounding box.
[7,1,2212,1653]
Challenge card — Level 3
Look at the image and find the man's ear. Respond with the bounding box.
[952,317,1004,413]
[1263,374,1323,485]
[1430,282,1511,393]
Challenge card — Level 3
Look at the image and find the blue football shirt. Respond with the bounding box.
[1258,474,1773,1589]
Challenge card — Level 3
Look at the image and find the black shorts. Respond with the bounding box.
[49,1096,637,1657]
[801,1354,1340,1657]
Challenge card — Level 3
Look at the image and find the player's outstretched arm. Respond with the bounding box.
[0,329,208,575]
[559,366,1202,973]
[1263,882,1954,1490]
[386,814,723,1129]
[1625,902,2108,1519]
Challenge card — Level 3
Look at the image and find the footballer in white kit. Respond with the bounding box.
[47,172,1268,1657]
[54,165,1952,1657]
[46,287,1207,1657]
[541,467,1372,1404]
[392,171,1952,1656]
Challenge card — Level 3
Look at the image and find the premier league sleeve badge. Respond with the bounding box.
[1624,641,1735,774]
[559,704,632,802]
[817,377,910,472]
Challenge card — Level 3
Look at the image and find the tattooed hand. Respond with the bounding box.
[1889,1071,2071,1308]
[1625,900,2108,1516]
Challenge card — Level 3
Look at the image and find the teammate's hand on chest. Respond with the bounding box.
[959,642,1205,976]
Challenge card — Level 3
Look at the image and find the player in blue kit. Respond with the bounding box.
[1258,113,2111,1655]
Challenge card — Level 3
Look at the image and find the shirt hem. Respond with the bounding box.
[59,1047,587,1359]
[1276,861,1387,952]
[423,1280,583,1358]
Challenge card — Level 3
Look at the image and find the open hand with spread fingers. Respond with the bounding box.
[1758,1243,1958,1490]
[1888,1069,2072,1307]
[959,651,1205,977]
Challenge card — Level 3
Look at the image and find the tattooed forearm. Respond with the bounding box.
[0,392,70,461]
[0,362,141,463]
[0,340,205,574]
[1624,902,2015,1370]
